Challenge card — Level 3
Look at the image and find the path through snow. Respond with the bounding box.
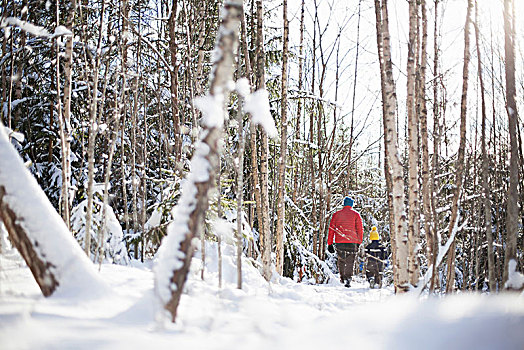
[1,242,523,350]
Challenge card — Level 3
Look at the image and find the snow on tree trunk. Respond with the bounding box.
[154,0,243,323]
[0,125,107,297]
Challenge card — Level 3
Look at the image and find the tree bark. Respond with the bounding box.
[445,0,472,294]
[429,0,440,293]
[374,0,409,292]
[503,0,520,286]
[60,0,77,230]
[474,2,495,292]
[419,0,434,292]
[256,0,272,282]
[168,0,181,161]
[85,0,107,258]
[406,0,420,287]
[275,0,289,276]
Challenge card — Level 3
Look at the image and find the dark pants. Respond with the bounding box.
[366,259,383,285]
[335,243,358,282]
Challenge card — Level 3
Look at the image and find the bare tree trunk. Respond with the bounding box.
[99,87,121,268]
[168,1,181,161]
[374,0,396,274]
[474,2,495,293]
[7,28,13,132]
[292,0,305,206]
[59,0,76,230]
[429,0,440,293]
[12,0,27,127]
[120,0,130,252]
[346,0,362,193]
[503,0,520,286]
[55,0,66,222]
[310,1,318,257]
[275,0,289,276]
[445,0,472,294]
[419,0,434,292]
[256,0,272,281]
[239,5,255,263]
[1,28,6,127]
[374,0,409,293]
[155,0,242,322]
[406,0,420,287]
[131,21,142,259]
[236,91,246,288]
[85,0,107,258]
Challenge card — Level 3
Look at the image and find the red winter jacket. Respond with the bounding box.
[327,206,364,245]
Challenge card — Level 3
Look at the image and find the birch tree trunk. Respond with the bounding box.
[275,0,289,276]
[59,0,77,230]
[503,0,520,286]
[406,0,420,287]
[374,0,396,273]
[256,0,272,281]
[85,0,107,258]
[419,0,434,292]
[154,0,242,322]
[445,0,472,294]
[474,3,495,292]
[374,0,409,293]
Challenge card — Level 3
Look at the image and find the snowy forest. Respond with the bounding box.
[0,0,523,348]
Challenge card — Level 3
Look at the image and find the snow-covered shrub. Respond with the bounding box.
[71,185,128,265]
[286,237,333,284]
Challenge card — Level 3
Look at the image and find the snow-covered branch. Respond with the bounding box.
[1,17,72,39]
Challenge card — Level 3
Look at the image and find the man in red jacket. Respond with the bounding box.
[327,197,363,287]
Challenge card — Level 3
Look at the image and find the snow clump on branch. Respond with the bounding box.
[243,88,277,138]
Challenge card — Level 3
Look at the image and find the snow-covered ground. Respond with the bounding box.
[1,242,523,350]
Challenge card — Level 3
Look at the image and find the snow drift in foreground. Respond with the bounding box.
[1,239,523,350]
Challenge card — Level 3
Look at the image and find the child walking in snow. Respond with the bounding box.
[365,226,386,288]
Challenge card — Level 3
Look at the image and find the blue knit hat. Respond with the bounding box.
[343,197,354,207]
